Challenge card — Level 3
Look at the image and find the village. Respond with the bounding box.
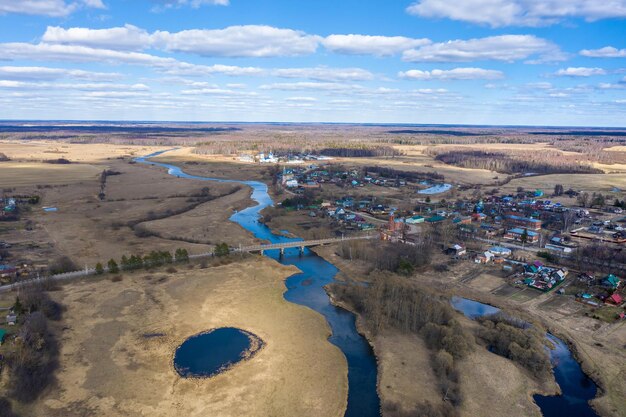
[271,163,625,323]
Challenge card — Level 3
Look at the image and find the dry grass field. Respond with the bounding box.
[0,140,165,163]
[0,162,102,188]
[34,160,258,266]
[0,140,167,188]
[501,173,626,194]
[4,257,347,417]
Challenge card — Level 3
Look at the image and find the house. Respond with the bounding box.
[602,274,621,289]
[545,243,573,253]
[446,244,466,256]
[0,264,17,280]
[475,251,495,263]
[285,179,299,188]
[506,214,542,231]
[606,293,623,305]
[406,215,425,224]
[6,314,16,326]
[504,228,539,243]
[489,246,512,257]
[425,215,446,223]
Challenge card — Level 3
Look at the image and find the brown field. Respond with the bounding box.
[0,146,263,268]
[0,140,165,163]
[375,331,444,412]
[5,257,347,417]
[33,159,257,267]
[0,162,102,188]
[501,173,626,194]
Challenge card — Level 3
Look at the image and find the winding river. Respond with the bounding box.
[136,150,380,417]
[137,150,600,417]
[451,297,600,417]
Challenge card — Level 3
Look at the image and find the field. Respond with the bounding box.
[4,257,347,417]
[0,142,265,268]
[1,127,625,417]
[0,162,102,188]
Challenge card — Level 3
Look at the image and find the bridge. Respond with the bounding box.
[189,234,376,258]
[0,234,377,294]
[236,234,375,255]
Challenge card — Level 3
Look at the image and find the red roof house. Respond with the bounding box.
[607,293,623,305]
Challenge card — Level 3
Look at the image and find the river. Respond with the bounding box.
[136,150,381,417]
[451,297,600,417]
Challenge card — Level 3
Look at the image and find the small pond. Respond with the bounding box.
[173,327,263,378]
[417,183,452,194]
[451,297,599,417]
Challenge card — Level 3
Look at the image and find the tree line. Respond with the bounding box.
[337,240,433,275]
[431,150,602,175]
[330,273,474,414]
[363,166,444,182]
[2,283,64,412]
[318,146,401,158]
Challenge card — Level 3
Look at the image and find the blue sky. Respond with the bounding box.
[0,0,625,126]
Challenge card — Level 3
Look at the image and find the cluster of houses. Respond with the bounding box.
[520,261,568,291]
[0,198,17,221]
[320,199,377,231]
[279,166,415,192]
[239,152,333,165]
[576,273,624,308]
[474,246,512,264]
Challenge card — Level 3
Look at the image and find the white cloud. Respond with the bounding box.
[161,63,264,77]
[555,67,607,77]
[273,67,374,81]
[285,97,318,102]
[0,0,104,17]
[180,88,256,96]
[0,66,121,81]
[322,34,430,56]
[399,67,504,80]
[152,0,228,10]
[526,82,553,89]
[580,46,626,58]
[407,0,626,27]
[41,24,320,58]
[598,83,626,90]
[152,25,319,57]
[0,42,264,77]
[42,25,151,51]
[402,35,563,62]
[0,80,148,91]
[260,82,359,92]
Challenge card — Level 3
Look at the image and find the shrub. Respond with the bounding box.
[107,259,119,273]
[214,243,230,257]
[48,256,77,275]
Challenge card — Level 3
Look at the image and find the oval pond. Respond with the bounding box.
[174,327,263,378]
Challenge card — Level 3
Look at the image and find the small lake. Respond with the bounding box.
[173,327,263,378]
[451,297,599,417]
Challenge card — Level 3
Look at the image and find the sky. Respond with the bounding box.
[0,0,625,126]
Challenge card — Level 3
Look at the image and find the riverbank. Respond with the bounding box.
[450,286,624,417]
[7,257,348,417]
[314,245,557,417]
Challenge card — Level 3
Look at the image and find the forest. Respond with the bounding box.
[431,149,602,175]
